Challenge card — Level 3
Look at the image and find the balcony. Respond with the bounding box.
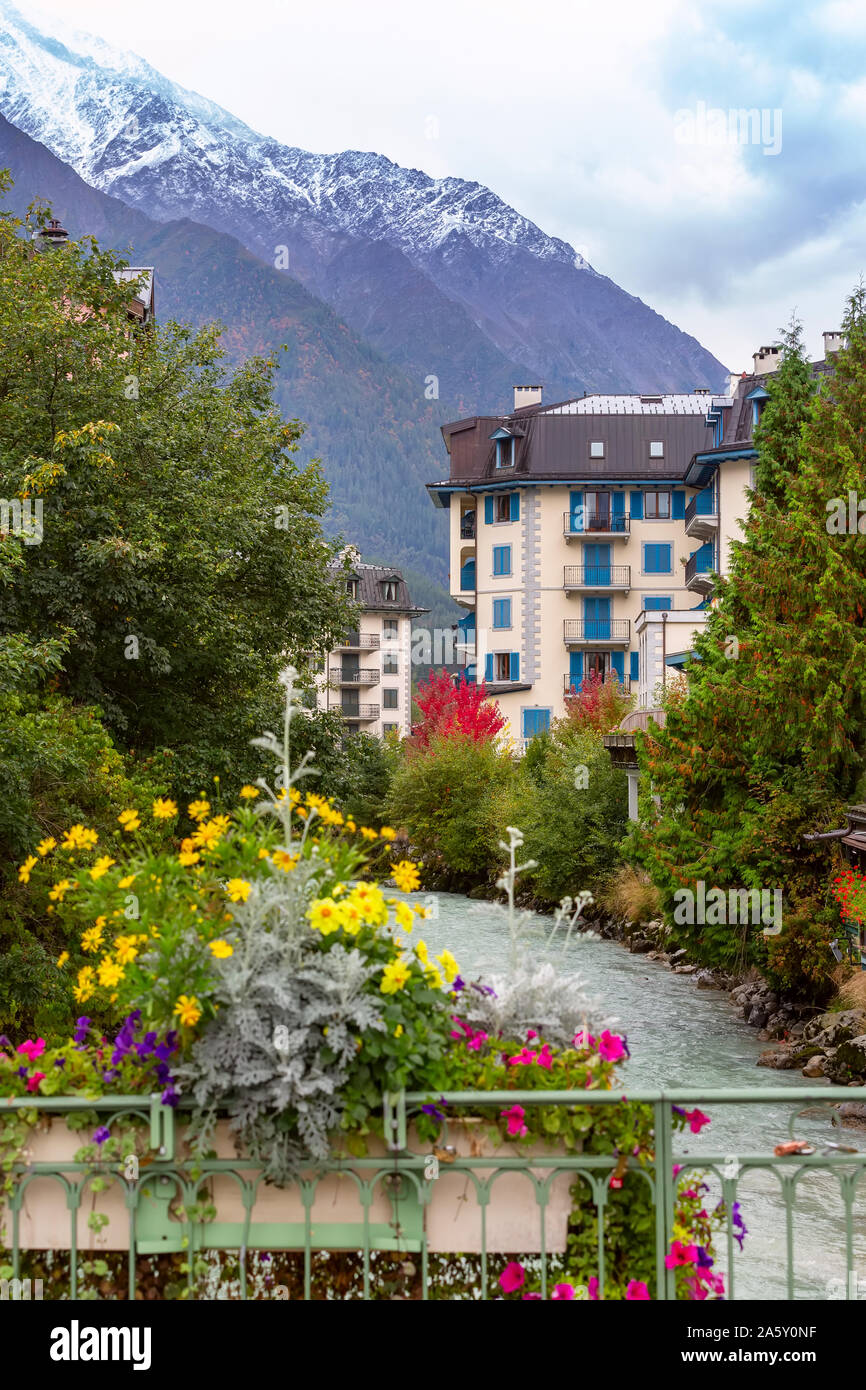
[685,489,718,540]
[685,544,715,595]
[460,516,476,540]
[563,512,630,542]
[563,565,631,592]
[340,704,380,722]
[335,632,380,651]
[564,673,631,693]
[330,667,379,686]
[563,619,630,646]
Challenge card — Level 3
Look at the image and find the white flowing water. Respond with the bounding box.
[403,889,866,1301]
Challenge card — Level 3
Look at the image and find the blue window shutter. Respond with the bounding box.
[630,650,639,682]
[643,544,656,574]
[510,651,520,681]
[504,598,511,627]
[611,651,625,682]
[503,545,512,575]
[493,599,501,628]
[612,491,625,517]
[569,650,583,687]
[492,547,501,575]
[484,495,493,524]
[659,544,672,573]
[569,491,583,532]
[672,490,685,520]
[484,654,493,682]
[510,491,519,521]
[630,490,643,520]
[645,596,672,611]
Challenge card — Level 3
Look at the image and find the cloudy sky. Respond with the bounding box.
[18,0,866,367]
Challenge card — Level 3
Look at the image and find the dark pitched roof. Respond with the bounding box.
[335,561,428,615]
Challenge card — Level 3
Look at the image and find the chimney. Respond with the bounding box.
[822,330,843,358]
[727,372,743,396]
[33,218,69,252]
[752,344,782,375]
[693,386,710,395]
[513,384,543,411]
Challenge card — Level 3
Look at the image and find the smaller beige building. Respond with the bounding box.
[315,554,426,739]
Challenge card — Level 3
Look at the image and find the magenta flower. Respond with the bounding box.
[588,1276,599,1301]
[665,1240,699,1269]
[26,1072,45,1093]
[573,1030,596,1048]
[521,1292,543,1300]
[597,1030,626,1062]
[684,1108,710,1134]
[625,1280,650,1300]
[508,1046,537,1067]
[536,1044,553,1070]
[499,1261,525,1294]
[17,1038,46,1062]
[501,1103,528,1138]
[551,1283,575,1299]
[526,1029,538,1040]
[466,1030,488,1052]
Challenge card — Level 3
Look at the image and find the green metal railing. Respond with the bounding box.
[2,1087,865,1300]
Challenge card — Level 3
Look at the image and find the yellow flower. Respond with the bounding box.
[18,855,38,884]
[36,837,57,857]
[359,826,378,841]
[178,850,201,866]
[192,814,231,849]
[174,994,202,1027]
[271,850,298,872]
[309,898,343,935]
[380,826,397,841]
[61,824,98,852]
[209,940,234,959]
[305,792,325,809]
[118,874,137,889]
[339,901,363,935]
[415,938,429,966]
[56,951,69,969]
[380,956,411,994]
[152,798,178,821]
[48,879,73,902]
[345,818,357,833]
[226,878,251,903]
[436,948,460,984]
[391,859,421,893]
[425,966,444,990]
[89,855,115,881]
[118,809,141,832]
[97,957,125,988]
[73,966,95,1003]
[81,925,104,953]
[257,848,270,860]
[113,935,139,965]
[394,1023,404,1037]
[393,901,414,933]
[239,785,260,800]
[187,799,211,821]
[349,884,388,926]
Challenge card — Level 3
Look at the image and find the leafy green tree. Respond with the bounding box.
[631,298,866,996]
[0,180,354,796]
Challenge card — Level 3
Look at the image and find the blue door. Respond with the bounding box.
[568,649,584,691]
[583,597,610,641]
[583,543,610,587]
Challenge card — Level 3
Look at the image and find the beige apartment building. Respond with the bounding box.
[429,339,839,746]
[315,554,426,739]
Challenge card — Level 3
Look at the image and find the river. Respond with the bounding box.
[403,889,866,1301]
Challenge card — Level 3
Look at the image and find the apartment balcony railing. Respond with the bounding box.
[563,565,631,591]
[563,512,630,540]
[329,667,379,686]
[685,489,718,540]
[340,704,380,721]
[563,618,630,645]
[685,544,715,594]
[460,518,476,539]
[335,633,380,651]
[564,673,631,693]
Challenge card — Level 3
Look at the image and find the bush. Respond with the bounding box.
[600,866,662,924]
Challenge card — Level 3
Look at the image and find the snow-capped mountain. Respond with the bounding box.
[0,0,726,407]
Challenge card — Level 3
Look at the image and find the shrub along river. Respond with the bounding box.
[404,889,866,1301]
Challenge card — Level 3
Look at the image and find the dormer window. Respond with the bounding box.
[346,576,359,599]
[490,427,516,469]
[649,441,664,457]
[589,441,605,458]
[381,579,398,602]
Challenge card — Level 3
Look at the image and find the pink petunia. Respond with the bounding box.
[573,1031,596,1048]
[588,1276,599,1301]
[521,1292,543,1300]
[665,1240,699,1269]
[551,1283,575,1299]
[536,1044,553,1070]
[597,1030,626,1062]
[499,1261,525,1294]
[26,1072,46,1093]
[466,1031,488,1052]
[625,1280,650,1300]
[508,1046,537,1067]
[685,1108,710,1134]
[684,1276,708,1301]
[501,1103,528,1138]
[526,1030,538,1040]
[17,1038,46,1062]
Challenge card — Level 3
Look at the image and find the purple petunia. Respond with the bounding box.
[73,1017,91,1046]
[421,1097,447,1123]
[160,1086,179,1108]
[93,1126,111,1145]
[54,1056,66,1068]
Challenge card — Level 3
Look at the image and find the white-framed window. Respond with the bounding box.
[383,652,398,674]
[381,579,398,602]
[644,490,670,519]
[346,577,359,599]
[496,437,515,469]
[383,722,399,734]
[494,494,511,523]
[494,653,511,682]
[383,618,398,639]
[383,688,399,709]
[589,440,605,458]
[649,441,664,457]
